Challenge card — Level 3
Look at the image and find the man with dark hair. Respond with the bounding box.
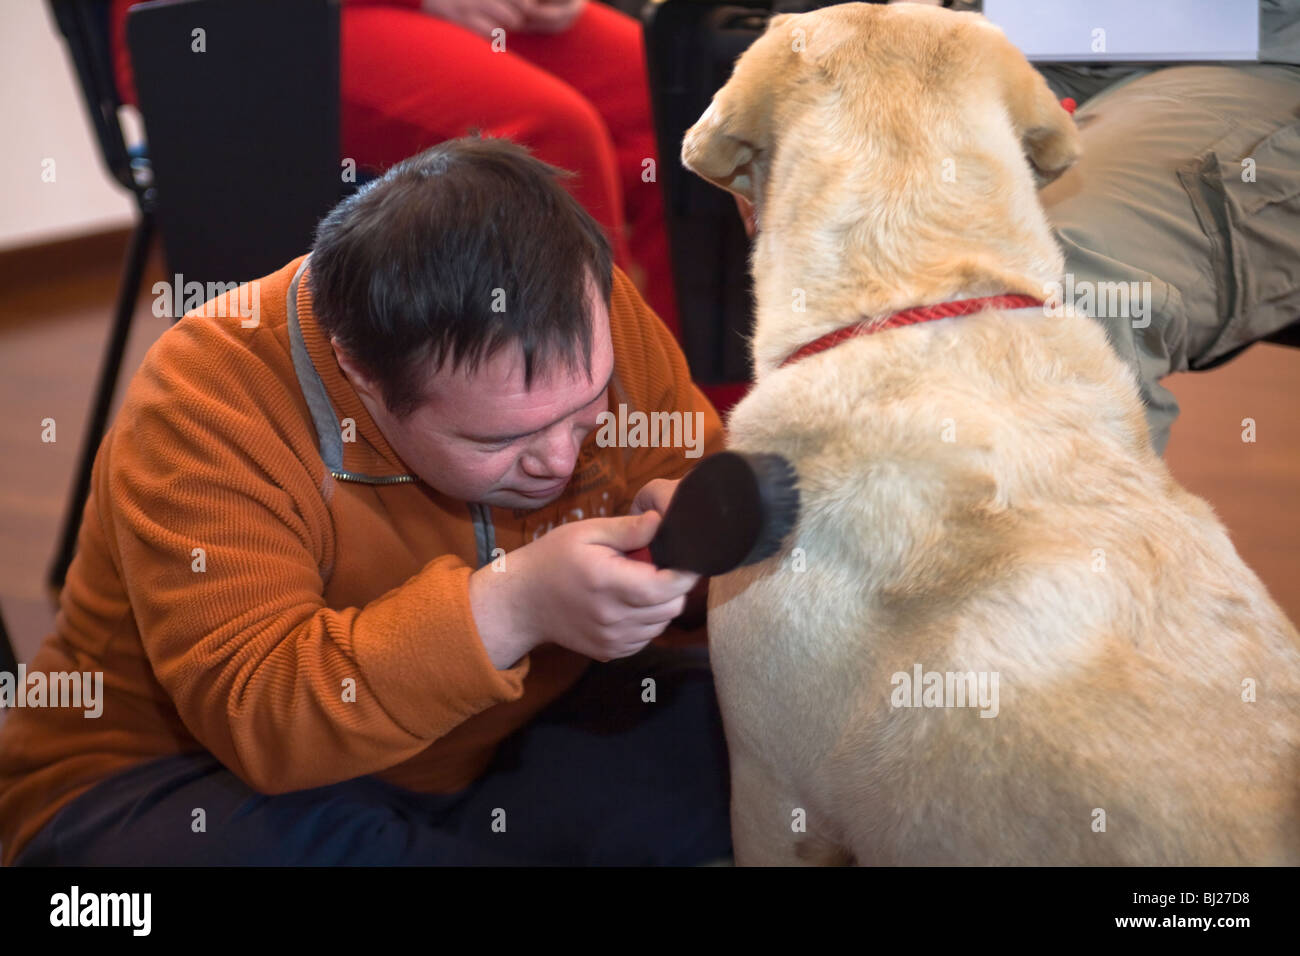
[0,136,732,865]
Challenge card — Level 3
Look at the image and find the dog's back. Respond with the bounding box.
[712,300,1300,865]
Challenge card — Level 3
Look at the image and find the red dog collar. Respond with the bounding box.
[777,99,1068,370]
[779,294,1046,369]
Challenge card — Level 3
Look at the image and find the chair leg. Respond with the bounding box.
[47,213,156,594]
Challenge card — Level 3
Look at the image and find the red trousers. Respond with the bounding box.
[112,0,681,336]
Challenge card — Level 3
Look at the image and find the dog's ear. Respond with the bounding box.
[988,33,1081,184]
[681,16,800,203]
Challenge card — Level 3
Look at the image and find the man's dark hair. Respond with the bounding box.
[308,133,614,418]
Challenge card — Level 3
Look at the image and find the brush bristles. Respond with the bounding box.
[738,452,800,567]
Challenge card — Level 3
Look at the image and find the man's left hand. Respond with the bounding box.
[629,477,710,628]
[630,478,681,518]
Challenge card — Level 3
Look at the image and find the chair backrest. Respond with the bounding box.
[126,0,343,287]
[48,0,148,201]
[643,1,771,387]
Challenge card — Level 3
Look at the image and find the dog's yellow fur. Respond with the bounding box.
[684,2,1300,865]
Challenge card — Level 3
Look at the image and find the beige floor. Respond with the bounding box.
[1,250,1297,665]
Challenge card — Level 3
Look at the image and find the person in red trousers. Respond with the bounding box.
[109,0,684,339]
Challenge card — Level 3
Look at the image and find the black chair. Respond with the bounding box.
[125,0,345,290]
[46,0,348,592]
[46,0,158,593]
[642,0,772,390]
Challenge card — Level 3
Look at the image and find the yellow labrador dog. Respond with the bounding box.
[683,2,1300,865]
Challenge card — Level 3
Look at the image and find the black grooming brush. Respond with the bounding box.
[629,451,800,575]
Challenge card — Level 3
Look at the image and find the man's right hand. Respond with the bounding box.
[420,0,519,38]
[468,512,700,667]
[421,0,562,40]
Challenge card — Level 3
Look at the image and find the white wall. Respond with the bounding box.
[0,0,136,251]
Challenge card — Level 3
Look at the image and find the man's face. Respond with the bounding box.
[334,275,614,511]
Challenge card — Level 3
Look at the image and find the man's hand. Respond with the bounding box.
[519,0,587,34]
[626,477,710,630]
[420,0,530,39]
[629,477,682,517]
[468,511,700,667]
[420,0,586,39]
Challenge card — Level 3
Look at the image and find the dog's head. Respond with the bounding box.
[682,2,1081,364]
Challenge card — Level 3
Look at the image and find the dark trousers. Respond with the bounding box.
[13,645,732,866]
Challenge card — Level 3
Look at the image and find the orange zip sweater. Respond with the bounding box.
[0,255,724,865]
